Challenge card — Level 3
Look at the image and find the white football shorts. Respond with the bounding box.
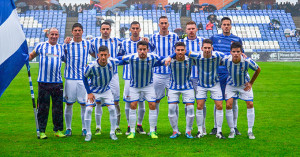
[153,73,170,100]
[86,89,114,106]
[64,79,87,104]
[196,82,223,101]
[168,89,195,104]
[225,84,254,101]
[127,84,156,102]
[109,73,120,102]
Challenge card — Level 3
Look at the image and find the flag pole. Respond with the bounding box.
[26,62,40,139]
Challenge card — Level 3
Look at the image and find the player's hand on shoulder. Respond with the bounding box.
[244,82,252,91]
[165,57,172,66]
[64,37,72,44]
[242,53,248,58]
[142,37,149,43]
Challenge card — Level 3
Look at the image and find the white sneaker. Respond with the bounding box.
[85,134,92,141]
[195,131,204,138]
[203,128,207,136]
[248,132,255,139]
[110,133,118,140]
[228,132,235,138]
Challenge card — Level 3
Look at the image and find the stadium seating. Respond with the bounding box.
[18,10,67,52]
[78,9,180,39]
[192,9,299,52]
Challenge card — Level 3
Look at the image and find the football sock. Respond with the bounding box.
[184,105,187,117]
[233,99,239,128]
[95,104,102,129]
[196,109,203,133]
[65,105,73,130]
[129,109,136,133]
[247,108,255,133]
[108,105,117,134]
[226,109,235,132]
[175,103,179,118]
[80,105,86,130]
[155,103,160,116]
[186,105,194,133]
[125,102,130,124]
[85,106,93,135]
[149,109,157,132]
[216,109,223,133]
[203,104,206,130]
[168,104,178,132]
[115,103,121,128]
[214,104,217,128]
[137,101,145,125]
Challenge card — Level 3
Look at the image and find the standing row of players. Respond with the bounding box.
[28,16,261,141]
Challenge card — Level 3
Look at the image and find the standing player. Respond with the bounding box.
[149,16,179,131]
[119,21,147,135]
[120,41,164,139]
[83,46,124,141]
[221,42,261,139]
[90,22,123,135]
[63,23,91,136]
[209,17,243,135]
[163,42,195,139]
[181,21,206,135]
[28,28,66,139]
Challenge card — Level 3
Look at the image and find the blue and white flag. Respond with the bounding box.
[0,0,29,97]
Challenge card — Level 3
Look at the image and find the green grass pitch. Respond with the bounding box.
[0,62,299,156]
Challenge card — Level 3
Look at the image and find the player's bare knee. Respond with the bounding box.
[155,100,160,103]
[130,102,138,109]
[149,102,156,110]
[246,101,254,109]
[66,103,73,106]
[215,101,223,110]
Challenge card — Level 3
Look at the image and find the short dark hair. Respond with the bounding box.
[137,41,148,49]
[221,17,232,25]
[186,21,196,26]
[131,21,140,27]
[98,45,109,53]
[159,16,168,21]
[101,22,111,28]
[202,39,213,46]
[174,42,186,48]
[72,23,83,31]
[230,41,243,50]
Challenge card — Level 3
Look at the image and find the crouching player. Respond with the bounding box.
[163,42,195,139]
[120,41,164,139]
[83,46,124,141]
[222,42,261,139]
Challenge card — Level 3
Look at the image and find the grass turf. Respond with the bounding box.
[0,62,299,156]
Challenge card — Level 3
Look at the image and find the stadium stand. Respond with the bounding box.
[192,9,299,52]
[18,10,67,52]
[78,9,180,39]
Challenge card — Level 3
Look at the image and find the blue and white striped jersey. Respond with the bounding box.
[188,51,225,88]
[33,41,64,83]
[90,37,122,74]
[63,39,91,80]
[119,38,142,80]
[221,56,259,86]
[83,58,121,94]
[167,56,194,90]
[149,32,179,74]
[181,36,204,78]
[122,53,162,88]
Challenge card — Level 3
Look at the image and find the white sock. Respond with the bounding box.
[186,105,194,133]
[115,103,121,128]
[95,104,102,129]
[247,108,255,133]
[203,104,206,130]
[196,109,203,133]
[129,109,136,133]
[156,103,160,116]
[233,99,238,128]
[125,102,130,124]
[226,109,235,132]
[149,109,157,132]
[213,104,217,128]
[216,109,223,133]
[175,103,179,118]
[85,106,93,135]
[65,105,73,130]
[137,101,145,125]
[184,105,187,117]
[80,105,86,130]
[168,104,178,132]
[108,105,117,134]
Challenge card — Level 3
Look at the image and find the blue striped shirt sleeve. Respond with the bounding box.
[247,58,259,71]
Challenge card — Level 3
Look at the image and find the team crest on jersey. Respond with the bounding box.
[241,67,244,72]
